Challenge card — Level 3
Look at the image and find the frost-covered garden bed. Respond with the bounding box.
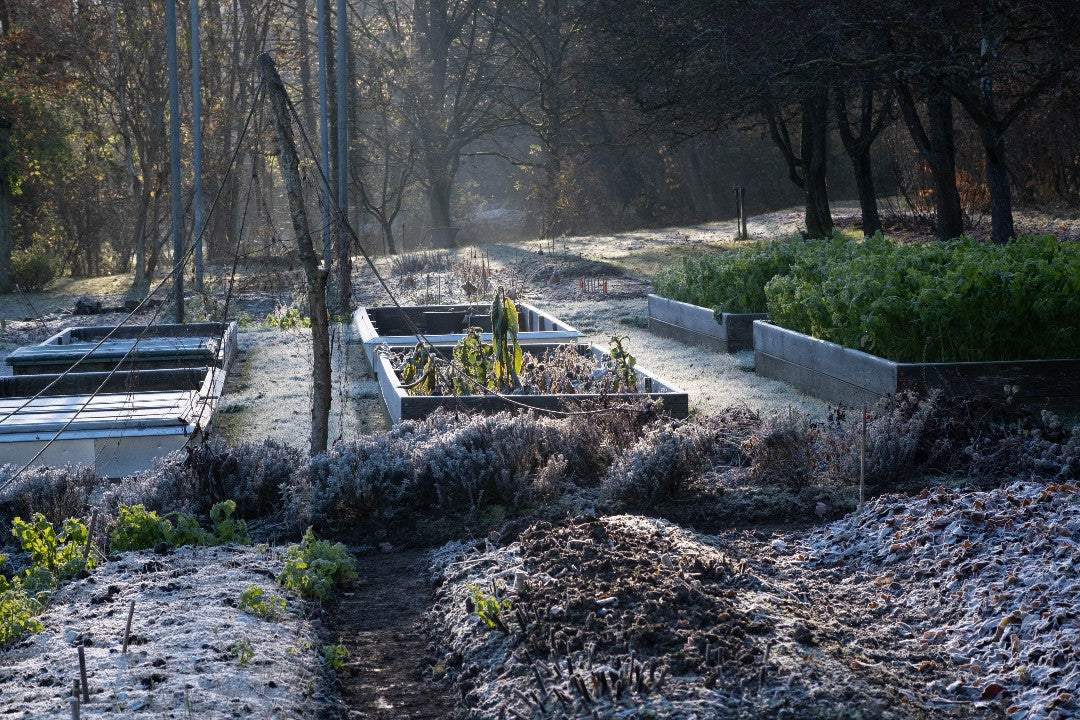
[373,342,688,423]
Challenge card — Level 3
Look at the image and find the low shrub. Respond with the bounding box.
[284,406,659,533]
[603,413,756,506]
[104,437,301,519]
[0,465,97,530]
[652,235,834,314]
[279,527,356,601]
[10,249,56,291]
[765,234,1080,362]
[108,501,249,553]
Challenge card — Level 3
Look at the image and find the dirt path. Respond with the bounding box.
[332,550,461,720]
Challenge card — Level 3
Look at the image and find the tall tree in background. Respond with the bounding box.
[494,0,586,238]
[353,58,416,255]
[356,0,513,248]
[585,0,839,237]
[888,1,1080,243]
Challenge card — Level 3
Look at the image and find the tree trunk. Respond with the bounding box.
[131,177,152,289]
[259,52,331,455]
[897,85,964,241]
[0,119,12,294]
[980,124,1014,244]
[927,94,965,240]
[380,218,398,255]
[851,150,881,236]
[801,91,833,238]
[427,161,456,247]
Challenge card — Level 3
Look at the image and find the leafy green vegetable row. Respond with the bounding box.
[653,234,1080,363]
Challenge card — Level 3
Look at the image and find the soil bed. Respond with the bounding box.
[429,515,997,719]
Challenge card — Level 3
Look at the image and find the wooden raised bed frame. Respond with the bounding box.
[647,294,765,353]
[0,365,228,478]
[6,321,238,375]
[373,343,688,424]
[754,320,1080,411]
[354,303,581,366]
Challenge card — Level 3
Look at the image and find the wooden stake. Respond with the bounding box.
[122,600,135,653]
[859,404,867,508]
[69,694,79,720]
[78,644,89,703]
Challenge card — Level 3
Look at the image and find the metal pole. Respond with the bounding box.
[166,0,184,322]
[191,0,204,291]
[335,0,348,224]
[317,0,331,267]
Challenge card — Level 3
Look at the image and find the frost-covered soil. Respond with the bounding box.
[0,544,331,718]
[430,480,1078,720]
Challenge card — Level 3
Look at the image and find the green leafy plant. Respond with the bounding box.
[322,643,348,671]
[11,513,95,580]
[238,584,286,620]
[608,335,638,392]
[266,306,311,330]
[109,505,174,552]
[451,327,492,395]
[0,575,43,645]
[490,287,522,391]
[279,528,357,602]
[465,583,511,633]
[171,514,214,547]
[210,500,250,544]
[764,234,1080,362]
[109,502,251,553]
[399,342,439,396]
[231,637,254,666]
[652,235,828,314]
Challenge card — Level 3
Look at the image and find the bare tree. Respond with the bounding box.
[355,0,512,248]
[258,52,332,455]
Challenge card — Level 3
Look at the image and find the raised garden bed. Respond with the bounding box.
[373,343,688,423]
[5,321,237,375]
[754,320,1080,411]
[0,364,226,477]
[647,294,765,353]
[354,303,580,366]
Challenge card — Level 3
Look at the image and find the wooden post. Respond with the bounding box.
[78,645,89,703]
[122,600,135,653]
[859,404,867,508]
[740,187,748,239]
[259,52,333,454]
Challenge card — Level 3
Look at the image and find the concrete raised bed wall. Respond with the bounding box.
[647,294,765,353]
[373,343,688,423]
[754,320,1080,411]
[354,303,581,365]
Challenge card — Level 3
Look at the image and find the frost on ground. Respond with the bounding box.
[216,324,388,448]
[428,516,991,720]
[796,481,1079,720]
[0,545,329,719]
